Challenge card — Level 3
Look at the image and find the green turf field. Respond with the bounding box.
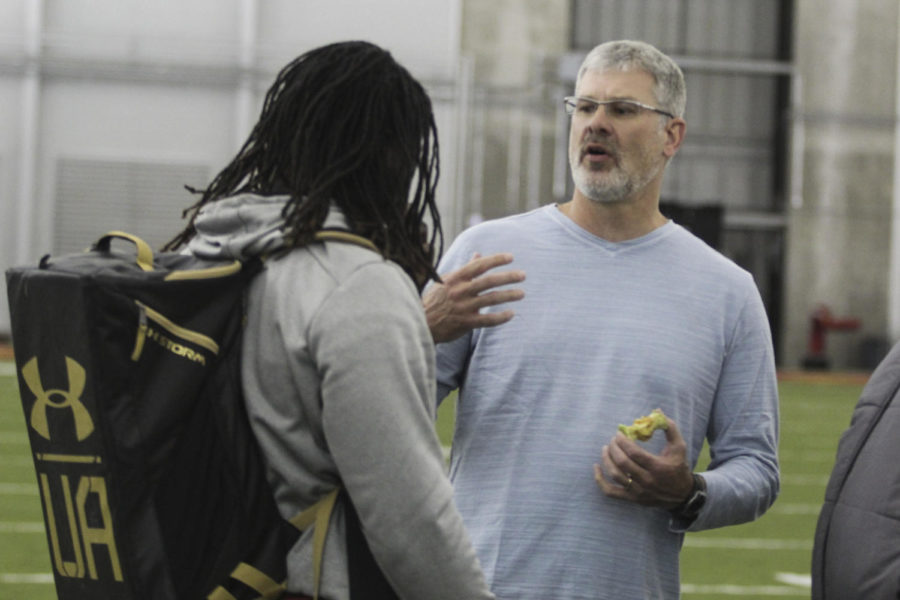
[0,359,864,599]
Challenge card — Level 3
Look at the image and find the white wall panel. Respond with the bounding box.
[0,0,26,41]
[0,76,24,337]
[45,0,237,37]
[40,81,235,158]
[257,0,461,79]
[43,0,240,64]
[36,80,237,254]
[43,0,239,42]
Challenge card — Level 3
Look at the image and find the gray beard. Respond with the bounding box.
[570,155,664,204]
[572,166,633,204]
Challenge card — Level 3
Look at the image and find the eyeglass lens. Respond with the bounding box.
[565,98,667,120]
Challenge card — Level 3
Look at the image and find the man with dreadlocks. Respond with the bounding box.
[165,41,503,600]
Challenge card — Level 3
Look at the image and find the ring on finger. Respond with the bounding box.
[625,474,633,491]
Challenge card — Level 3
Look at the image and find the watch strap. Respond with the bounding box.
[670,473,707,520]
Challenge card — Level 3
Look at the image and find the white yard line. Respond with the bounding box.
[770,502,822,515]
[0,573,54,584]
[682,573,810,596]
[0,483,38,496]
[0,362,16,377]
[684,537,812,551]
[0,521,44,533]
[780,473,830,486]
[681,583,808,596]
[775,572,812,587]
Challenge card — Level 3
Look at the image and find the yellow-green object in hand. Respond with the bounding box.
[617,408,669,441]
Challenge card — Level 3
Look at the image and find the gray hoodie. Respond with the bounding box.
[189,194,494,600]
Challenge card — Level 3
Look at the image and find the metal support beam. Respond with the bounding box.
[15,0,42,264]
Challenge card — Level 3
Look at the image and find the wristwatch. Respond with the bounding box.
[670,474,707,521]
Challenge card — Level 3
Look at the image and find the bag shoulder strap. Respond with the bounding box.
[314,230,379,254]
[205,488,340,600]
[287,489,340,600]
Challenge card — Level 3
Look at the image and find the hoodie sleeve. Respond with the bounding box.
[309,261,494,600]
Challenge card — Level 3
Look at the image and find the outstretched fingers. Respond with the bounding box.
[424,252,526,343]
[444,252,515,282]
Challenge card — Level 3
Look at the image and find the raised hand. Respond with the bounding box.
[424,253,525,343]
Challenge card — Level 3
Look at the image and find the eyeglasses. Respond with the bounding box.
[563,96,675,120]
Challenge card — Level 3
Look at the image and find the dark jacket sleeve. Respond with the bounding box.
[812,341,900,600]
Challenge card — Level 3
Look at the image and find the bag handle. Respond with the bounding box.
[94,231,155,272]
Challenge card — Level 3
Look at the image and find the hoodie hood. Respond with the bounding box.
[187,193,349,261]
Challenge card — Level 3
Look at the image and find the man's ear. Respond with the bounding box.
[663,118,686,158]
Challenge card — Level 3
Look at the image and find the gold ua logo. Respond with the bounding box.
[22,356,94,442]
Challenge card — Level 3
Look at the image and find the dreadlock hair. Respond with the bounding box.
[165,40,442,289]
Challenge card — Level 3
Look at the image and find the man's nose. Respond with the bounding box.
[587,106,614,133]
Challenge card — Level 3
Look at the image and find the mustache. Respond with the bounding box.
[579,135,619,160]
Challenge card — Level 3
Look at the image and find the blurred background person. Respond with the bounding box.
[812,340,900,599]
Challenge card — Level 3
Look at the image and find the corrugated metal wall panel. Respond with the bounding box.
[53,158,208,254]
[574,0,784,60]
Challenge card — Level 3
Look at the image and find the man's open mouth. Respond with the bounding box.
[583,143,613,162]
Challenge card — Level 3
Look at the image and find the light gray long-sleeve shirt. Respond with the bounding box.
[189,194,493,600]
[435,204,780,600]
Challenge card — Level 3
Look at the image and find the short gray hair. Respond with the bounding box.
[576,40,686,119]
